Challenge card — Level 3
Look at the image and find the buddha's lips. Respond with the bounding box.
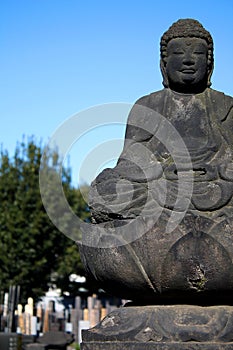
[180,69,196,73]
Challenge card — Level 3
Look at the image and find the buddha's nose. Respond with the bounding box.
[183,54,195,65]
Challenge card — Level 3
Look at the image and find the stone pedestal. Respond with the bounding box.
[81,305,233,349]
[81,343,233,349]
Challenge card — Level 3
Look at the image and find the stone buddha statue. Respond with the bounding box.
[79,19,233,305]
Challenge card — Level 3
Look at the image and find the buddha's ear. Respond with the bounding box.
[160,59,169,88]
[207,62,214,87]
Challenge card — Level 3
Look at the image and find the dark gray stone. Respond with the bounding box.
[37,331,73,348]
[79,18,233,350]
[81,305,233,349]
[82,306,233,342]
[79,18,233,305]
[81,343,233,349]
[25,345,48,350]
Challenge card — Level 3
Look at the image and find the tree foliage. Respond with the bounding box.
[0,139,90,303]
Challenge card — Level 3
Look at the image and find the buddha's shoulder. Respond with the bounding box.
[132,88,233,111]
[134,89,167,108]
[208,88,233,106]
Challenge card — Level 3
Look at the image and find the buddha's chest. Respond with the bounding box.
[168,95,211,149]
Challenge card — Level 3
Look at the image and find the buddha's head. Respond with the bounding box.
[160,19,214,93]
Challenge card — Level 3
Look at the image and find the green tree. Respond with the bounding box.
[0,138,90,303]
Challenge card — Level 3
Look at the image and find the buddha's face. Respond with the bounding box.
[165,37,208,93]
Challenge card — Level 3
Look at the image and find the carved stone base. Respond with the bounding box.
[81,305,233,350]
[81,343,233,349]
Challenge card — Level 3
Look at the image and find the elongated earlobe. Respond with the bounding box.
[207,63,214,87]
[160,59,169,88]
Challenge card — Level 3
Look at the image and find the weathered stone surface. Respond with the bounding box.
[25,344,48,350]
[79,216,233,304]
[37,331,73,346]
[79,17,233,350]
[81,342,233,349]
[79,19,233,305]
[81,305,233,349]
[82,306,233,343]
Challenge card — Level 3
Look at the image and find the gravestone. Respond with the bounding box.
[37,331,73,349]
[79,19,233,349]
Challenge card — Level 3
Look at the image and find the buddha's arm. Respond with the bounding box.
[89,100,163,222]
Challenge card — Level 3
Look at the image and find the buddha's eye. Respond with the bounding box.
[193,51,205,54]
[173,51,184,55]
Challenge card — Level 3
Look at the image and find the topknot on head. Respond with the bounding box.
[161,19,213,49]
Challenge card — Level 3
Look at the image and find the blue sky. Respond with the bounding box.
[1,0,233,186]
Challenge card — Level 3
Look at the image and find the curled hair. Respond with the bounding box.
[160,19,214,87]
